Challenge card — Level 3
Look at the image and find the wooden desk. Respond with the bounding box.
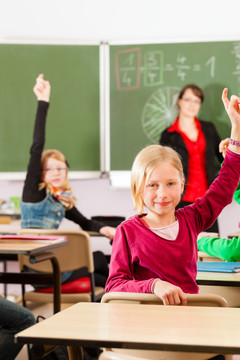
[0,210,21,220]
[16,302,240,355]
[228,232,240,239]
[0,220,21,297]
[0,219,21,234]
[197,270,240,287]
[0,237,68,313]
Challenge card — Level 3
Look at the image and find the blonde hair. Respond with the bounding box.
[39,149,71,191]
[131,145,184,214]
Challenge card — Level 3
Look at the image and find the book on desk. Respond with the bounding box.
[0,235,67,244]
[197,261,240,273]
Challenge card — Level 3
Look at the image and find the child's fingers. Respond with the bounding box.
[35,74,46,89]
[230,95,240,102]
[228,97,240,118]
[167,293,175,305]
[219,138,229,154]
[230,95,240,110]
[180,291,187,306]
[166,290,186,305]
[163,289,185,305]
[173,292,182,305]
[222,87,229,110]
[37,73,44,81]
[161,294,169,306]
[35,80,49,94]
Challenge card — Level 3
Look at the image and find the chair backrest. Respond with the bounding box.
[18,229,94,274]
[99,351,150,360]
[101,292,228,307]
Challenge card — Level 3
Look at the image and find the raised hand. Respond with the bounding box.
[222,88,240,153]
[33,74,51,102]
[222,88,240,127]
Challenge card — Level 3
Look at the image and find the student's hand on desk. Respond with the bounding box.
[99,226,116,240]
[33,73,51,102]
[152,279,187,306]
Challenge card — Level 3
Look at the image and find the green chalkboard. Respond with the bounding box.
[0,44,100,172]
[110,41,240,170]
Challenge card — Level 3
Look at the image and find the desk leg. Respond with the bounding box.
[3,261,7,297]
[67,346,83,360]
[49,257,61,314]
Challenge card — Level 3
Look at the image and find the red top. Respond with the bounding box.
[168,118,209,202]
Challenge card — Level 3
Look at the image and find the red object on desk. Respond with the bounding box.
[36,277,91,294]
[0,235,66,241]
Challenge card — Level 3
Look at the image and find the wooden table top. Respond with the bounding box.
[0,237,67,255]
[16,302,240,354]
[228,232,240,238]
[197,269,240,286]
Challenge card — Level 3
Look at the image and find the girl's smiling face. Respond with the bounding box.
[42,157,67,188]
[142,161,184,224]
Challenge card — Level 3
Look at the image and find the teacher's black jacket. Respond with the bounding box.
[160,120,224,186]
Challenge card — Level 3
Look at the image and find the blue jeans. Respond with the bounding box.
[0,296,36,360]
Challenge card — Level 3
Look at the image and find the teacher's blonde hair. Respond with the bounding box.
[131,144,184,214]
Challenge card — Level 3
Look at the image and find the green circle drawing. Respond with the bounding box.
[141,86,180,143]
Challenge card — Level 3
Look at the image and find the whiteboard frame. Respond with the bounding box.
[100,41,110,174]
[107,36,240,46]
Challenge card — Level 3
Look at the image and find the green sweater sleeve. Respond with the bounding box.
[197,236,240,261]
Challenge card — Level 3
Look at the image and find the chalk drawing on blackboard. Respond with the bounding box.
[144,51,164,87]
[115,48,141,90]
[141,86,180,143]
[231,42,240,87]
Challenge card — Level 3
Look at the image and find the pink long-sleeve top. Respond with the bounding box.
[105,149,240,294]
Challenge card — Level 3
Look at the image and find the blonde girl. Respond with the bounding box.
[105,88,240,304]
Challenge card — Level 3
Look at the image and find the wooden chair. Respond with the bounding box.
[101,291,228,306]
[18,229,105,310]
[101,292,232,360]
[99,351,151,360]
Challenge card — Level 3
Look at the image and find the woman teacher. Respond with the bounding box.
[160,84,223,232]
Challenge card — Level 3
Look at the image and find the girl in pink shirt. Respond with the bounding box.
[105,88,240,305]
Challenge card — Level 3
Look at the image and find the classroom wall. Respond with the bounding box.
[1,0,240,238]
[0,0,240,42]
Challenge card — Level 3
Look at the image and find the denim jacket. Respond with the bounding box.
[21,193,65,229]
[21,194,73,284]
